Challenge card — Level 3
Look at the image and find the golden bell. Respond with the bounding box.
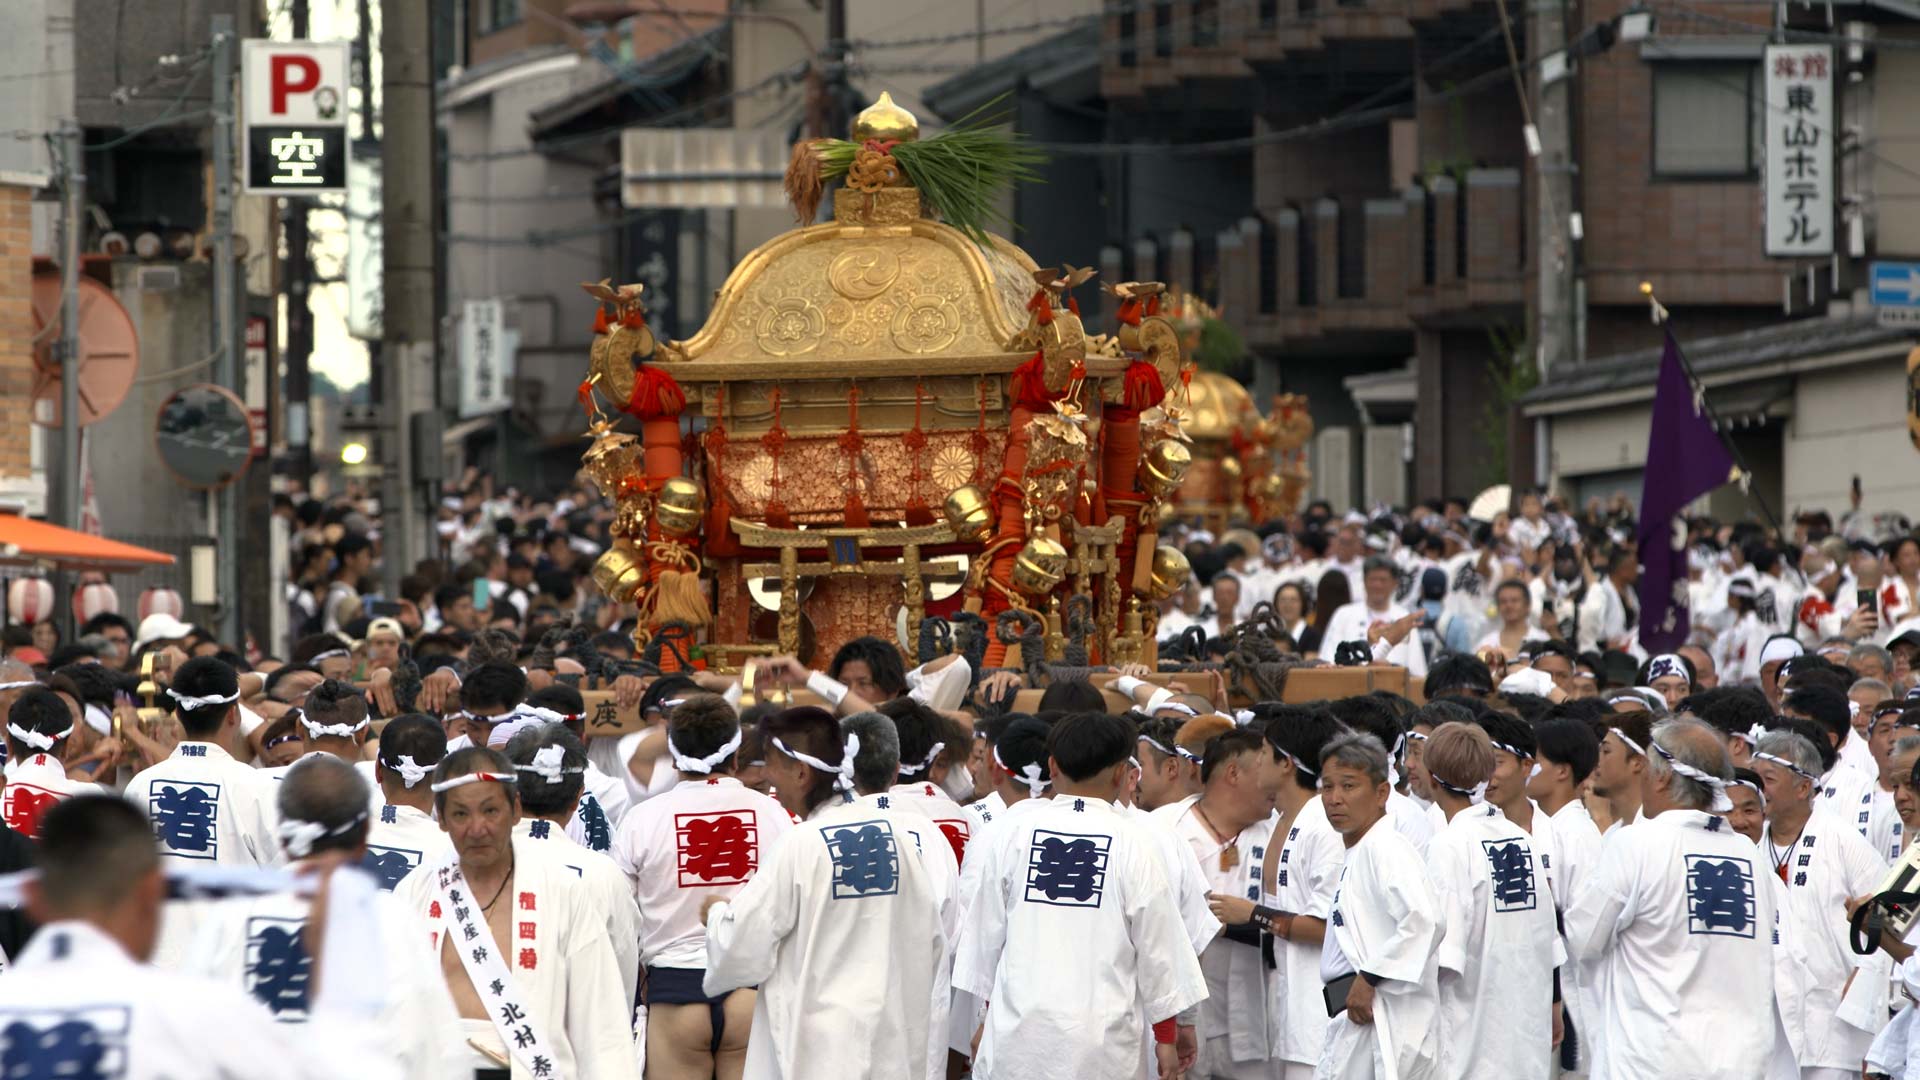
[591,544,649,604]
[1252,472,1284,500]
[1145,545,1192,601]
[1011,537,1069,596]
[655,477,705,538]
[1220,456,1243,480]
[943,485,993,543]
[1139,439,1192,498]
[850,91,920,145]
[1154,501,1178,530]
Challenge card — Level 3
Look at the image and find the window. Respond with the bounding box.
[477,0,523,35]
[1652,63,1762,178]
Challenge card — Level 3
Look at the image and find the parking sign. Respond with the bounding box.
[242,40,350,195]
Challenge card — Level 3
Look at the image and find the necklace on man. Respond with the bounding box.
[479,854,516,912]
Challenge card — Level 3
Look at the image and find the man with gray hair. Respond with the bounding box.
[702,710,955,1080]
[1565,718,1778,1079]
[1851,643,1895,687]
[504,724,642,1011]
[179,755,465,1078]
[1750,727,1887,1080]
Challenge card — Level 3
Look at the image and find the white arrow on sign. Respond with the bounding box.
[1879,265,1920,303]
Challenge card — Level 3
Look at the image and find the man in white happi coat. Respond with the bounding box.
[613,693,793,1079]
[360,714,454,890]
[954,710,1206,1080]
[1750,728,1889,1079]
[1591,711,1654,835]
[395,747,640,1080]
[1153,725,1282,1079]
[1421,722,1562,1080]
[0,794,400,1079]
[1564,718,1778,1080]
[705,710,956,1080]
[1244,706,1349,1080]
[181,755,466,1078]
[1320,557,1428,679]
[1,687,102,838]
[257,679,375,787]
[878,697,987,868]
[503,723,643,1011]
[1526,715,1605,1073]
[123,657,282,967]
[1313,731,1443,1080]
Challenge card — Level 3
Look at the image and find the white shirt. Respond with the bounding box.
[359,803,451,892]
[967,790,1007,825]
[704,794,953,1080]
[515,816,643,1010]
[180,867,465,1079]
[953,795,1206,1080]
[612,775,792,969]
[0,920,394,1080]
[0,752,102,839]
[1429,805,1563,1080]
[1766,808,1888,1069]
[1387,789,1437,855]
[906,656,974,712]
[1564,809,1778,1080]
[394,836,641,1080]
[1836,730,1878,785]
[1321,600,1428,677]
[1159,798,1278,1073]
[887,781,986,869]
[1548,797,1605,1071]
[1815,760,1876,827]
[1319,817,1444,1080]
[1265,796,1346,1068]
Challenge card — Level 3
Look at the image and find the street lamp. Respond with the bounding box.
[340,442,369,466]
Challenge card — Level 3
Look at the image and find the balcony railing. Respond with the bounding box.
[1211,167,1524,347]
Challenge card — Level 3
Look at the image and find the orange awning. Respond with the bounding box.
[0,512,176,572]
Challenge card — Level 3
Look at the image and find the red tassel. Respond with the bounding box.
[1010,349,1062,410]
[592,306,610,335]
[1027,290,1054,326]
[1145,295,1161,317]
[1122,360,1164,410]
[621,308,647,330]
[577,378,596,412]
[624,364,686,421]
[1118,298,1142,327]
[1067,296,1080,317]
[844,493,870,528]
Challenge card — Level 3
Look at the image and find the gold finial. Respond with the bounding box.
[851,91,919,144]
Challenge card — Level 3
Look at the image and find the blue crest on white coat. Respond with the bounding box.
[1024,829,1111,907]
[0,1004,131,1079]
[245,916,311,1021]
[1684,854,1756,938]
[825,819,899,899]
[148,780,220,860]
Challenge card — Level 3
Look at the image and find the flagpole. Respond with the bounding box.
[1640,282,1788,541]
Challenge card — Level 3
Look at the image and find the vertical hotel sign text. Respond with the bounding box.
[1764,45,1833,258]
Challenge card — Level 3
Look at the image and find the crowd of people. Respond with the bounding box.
[2,471,1920,1079]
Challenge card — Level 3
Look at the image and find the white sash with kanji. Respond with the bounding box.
[429,853,557,1076]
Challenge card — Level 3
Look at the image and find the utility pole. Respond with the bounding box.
[285,0,314,492]
[1531,0,1575,379]
[54,120,83,636]
[380,0,432,598]
[210,14,243,648]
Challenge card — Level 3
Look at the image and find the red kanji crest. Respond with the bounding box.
[518,922,536,940]
[676,810,759,887]
[936,819,970,865]
[518,892,537,911]
[429,901,442,919]
[1,787,60,839]
[518,948,537,970]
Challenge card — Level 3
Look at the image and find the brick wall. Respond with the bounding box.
[0,184,33,483]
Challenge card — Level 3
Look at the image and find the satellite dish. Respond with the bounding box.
[153,383,254,491]
[30,271,139,428]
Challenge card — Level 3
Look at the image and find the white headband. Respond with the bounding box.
[1759,637,1804,667]
[83,704,112,736]
[1138,735,1174,757]
[382,754,434,788]
[429,771,518,794]
[516,745,586,783]
[1157,701,1198,717]
[669,728,743,775]
[308,649,350,664]
[1278,750,1317,778]
[1491,741,1530,761]
[1233,710,1256,727]
[1650,740,1733,812]
[773,732,860,796]
[1735,723,1769,748]
[277,811,368,859]
[1431,774,1488,804]
[1730,776,1765,803]
[993,745,1051,798]
[300,715,370,739]
[0,681,38,692]
[1752,751,1819,783]
[509,704,574,725]
[899,741,945,778]
[6,723,71,751]
[1646,654,1690,685]
[1609,728,1647,758]
[167,687,240,711]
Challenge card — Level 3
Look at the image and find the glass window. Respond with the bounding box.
[1652,63,1761,178]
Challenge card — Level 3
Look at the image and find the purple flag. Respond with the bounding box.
[1636,331,1736,652]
